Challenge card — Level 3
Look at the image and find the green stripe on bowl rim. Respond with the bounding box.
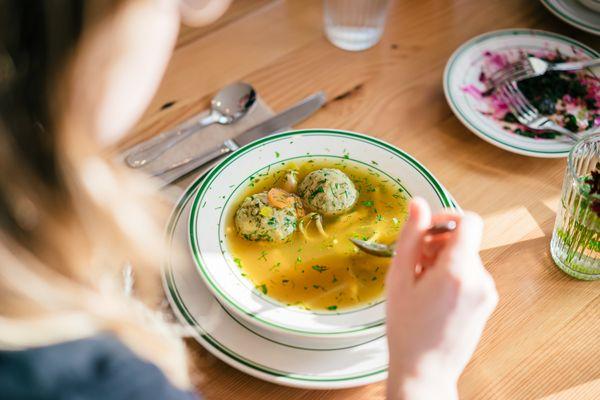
[162,174,389,385]
[443,29,600,156]
[188,129,455,336]
[540,0,600,35]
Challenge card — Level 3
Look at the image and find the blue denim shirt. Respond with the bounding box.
[0,334,199,400]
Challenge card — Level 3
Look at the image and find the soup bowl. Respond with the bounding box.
[188,129,457,346]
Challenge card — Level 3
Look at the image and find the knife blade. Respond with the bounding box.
[155,91,326,184]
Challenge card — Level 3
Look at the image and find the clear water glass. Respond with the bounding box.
[550,133,600,280]
[324,0,390,51]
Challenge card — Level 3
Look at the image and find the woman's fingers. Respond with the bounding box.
[434,212,484,276]
[388,198,431,285]
[421,213,462,268]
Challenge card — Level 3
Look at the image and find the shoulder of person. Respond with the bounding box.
[0,334,200,400]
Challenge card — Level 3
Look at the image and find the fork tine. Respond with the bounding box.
[497,86,527,124]
[489,64,526,86]
[489,63,525,80]
[505,70,533,84]
[504,84,531,116]
[500,85,536,125]
[505,83,537,118]
[488,57,535,88]
[499,85,525,115]
[508,83,535,111]
[490,67,533,88]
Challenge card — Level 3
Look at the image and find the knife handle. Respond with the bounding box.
[153,139,239,178]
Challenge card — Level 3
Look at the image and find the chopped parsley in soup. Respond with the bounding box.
[226,158,409,311]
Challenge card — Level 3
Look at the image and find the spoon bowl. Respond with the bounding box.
[350,220,457,258]
[211,82,256,124]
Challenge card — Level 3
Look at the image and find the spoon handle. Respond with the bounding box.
[125,112,217,168]
[350,220,457,258]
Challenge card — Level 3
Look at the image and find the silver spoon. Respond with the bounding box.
[125,82,256,168]
[350,220,457,258]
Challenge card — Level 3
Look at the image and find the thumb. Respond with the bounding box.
[388,198,431,286]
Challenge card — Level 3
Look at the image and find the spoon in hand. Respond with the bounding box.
[350,220,457,258]
[125,82,256,168]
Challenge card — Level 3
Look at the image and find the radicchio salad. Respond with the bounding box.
[462,49,600,139]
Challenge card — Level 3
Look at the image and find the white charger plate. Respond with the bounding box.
[541,0,600,35]
[444,29,599,158]
[162,173,390,389]
[188,129,456,338]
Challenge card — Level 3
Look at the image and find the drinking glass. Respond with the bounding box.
[550,133,600,280]
[324,0,390,51]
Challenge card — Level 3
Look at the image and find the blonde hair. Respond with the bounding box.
[0,0,190,388]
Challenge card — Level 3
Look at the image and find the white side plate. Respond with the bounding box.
[444,29,598,158]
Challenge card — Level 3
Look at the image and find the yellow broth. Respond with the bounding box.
[225,158,409,311]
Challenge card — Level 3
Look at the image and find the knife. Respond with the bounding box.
[154,91,326,183]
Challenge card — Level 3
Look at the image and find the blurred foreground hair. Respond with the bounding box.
[0,0,190,387]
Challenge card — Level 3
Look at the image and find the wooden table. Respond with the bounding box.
[124,1,600,398]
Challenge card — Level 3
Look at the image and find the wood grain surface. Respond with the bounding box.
[122,1,600,399]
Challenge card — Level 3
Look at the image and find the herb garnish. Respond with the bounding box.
[309,186,324,200]
[312,265,328,273]
[258,250,268,261]
[258,284,268,295]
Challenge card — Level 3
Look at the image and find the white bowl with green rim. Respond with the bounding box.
[444,29,599,158]
[188,129,456,345]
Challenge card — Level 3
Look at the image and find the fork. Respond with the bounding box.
[489,56,600,89]
[496,82,586,142]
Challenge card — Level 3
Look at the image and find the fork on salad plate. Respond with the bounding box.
[489,56,600,89]
[496,82,598,142]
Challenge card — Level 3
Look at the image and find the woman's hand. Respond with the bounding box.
[386,198,498,400]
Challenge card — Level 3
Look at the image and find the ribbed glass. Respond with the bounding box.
[550,133,600,280]
[324,0,390,51]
